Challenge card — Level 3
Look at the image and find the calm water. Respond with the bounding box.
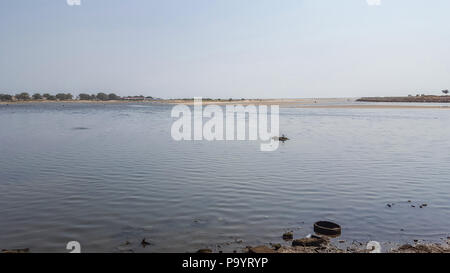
[0,102,449,252]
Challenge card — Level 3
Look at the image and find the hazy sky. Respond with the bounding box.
[1,0,449,98]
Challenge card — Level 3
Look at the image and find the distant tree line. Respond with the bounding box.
[78,93,120,101]
[0,94,13,101]
[0,92,126,101]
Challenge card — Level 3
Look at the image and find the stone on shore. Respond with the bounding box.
[282,232,294,240]
[247,246,277,253]
[271,243,282,250]
[196,249,213,253]
[292,237,327,247]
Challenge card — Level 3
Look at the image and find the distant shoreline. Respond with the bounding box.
[2,98,450,109]
[0,98,328,106]
[357,95,450,103]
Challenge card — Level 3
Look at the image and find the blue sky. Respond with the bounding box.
[1,0,449,98]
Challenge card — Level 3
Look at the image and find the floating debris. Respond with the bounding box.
[273,134,289,142]
[141,238,151,247]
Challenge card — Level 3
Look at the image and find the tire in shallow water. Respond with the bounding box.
[314,221,342,236]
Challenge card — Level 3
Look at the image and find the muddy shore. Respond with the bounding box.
[2,225,449,253]
[243,238,450,254]
[2,239,448,253]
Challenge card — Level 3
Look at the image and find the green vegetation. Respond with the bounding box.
[32,93,43,100]
[78,93,91,100]
[79,92,121,101]
[108,93,120,100]
[0,94,13,101]
[0,92,159,102]
[55,93,73,100]
[43,93,56,100]
[15,92,30,100]
[96,92,109,101]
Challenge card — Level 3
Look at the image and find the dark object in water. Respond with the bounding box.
[121,241,131,246]
[72,127,90,130]
[141,238,151,247]
[314,221,342,236]
[273,134,289,142]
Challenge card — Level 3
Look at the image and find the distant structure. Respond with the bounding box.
[442,90,449,95]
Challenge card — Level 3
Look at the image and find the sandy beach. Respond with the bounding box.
[3,98,450,109]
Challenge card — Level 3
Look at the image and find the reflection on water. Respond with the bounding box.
[0,102,449,252]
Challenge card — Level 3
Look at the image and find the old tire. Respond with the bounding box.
[314,221,341,236]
